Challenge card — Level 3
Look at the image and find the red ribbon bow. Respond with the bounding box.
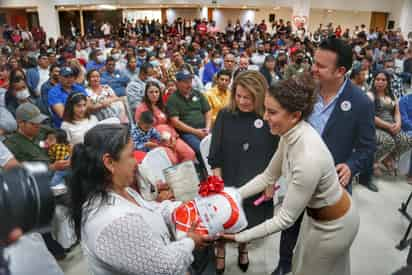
[198,176,224,197]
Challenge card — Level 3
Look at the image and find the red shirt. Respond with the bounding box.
[197,23,207,35]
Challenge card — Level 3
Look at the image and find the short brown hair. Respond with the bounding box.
[267,74,317,120]
[228,70,267,117]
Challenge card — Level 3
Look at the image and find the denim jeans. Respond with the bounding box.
[180,133,201,155]
[50,170,68,187]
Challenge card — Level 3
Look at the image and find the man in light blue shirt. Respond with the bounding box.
[100,57,130,97]
[308,78,347,134]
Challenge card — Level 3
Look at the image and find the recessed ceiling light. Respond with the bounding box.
[98,4,117,10]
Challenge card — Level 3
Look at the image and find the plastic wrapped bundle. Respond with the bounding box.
[173,176,248,239]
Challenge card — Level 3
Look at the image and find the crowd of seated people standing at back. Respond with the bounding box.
[1,16,412,273]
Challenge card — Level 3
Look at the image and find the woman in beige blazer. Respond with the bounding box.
[222,76,360,275]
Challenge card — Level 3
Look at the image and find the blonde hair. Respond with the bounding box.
[228,70,268,117]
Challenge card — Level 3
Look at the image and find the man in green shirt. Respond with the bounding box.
[3,103,68,171]
[3,102,69,260]
[167,70,211,156]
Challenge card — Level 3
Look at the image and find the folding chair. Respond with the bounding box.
[199,134,212,176]
[397,191,412,250]
[138,147,173,200]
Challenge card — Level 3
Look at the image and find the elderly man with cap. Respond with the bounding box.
[47,66,87,128]
[3,103,68,171]
[3,102,70,259]
[166,70,211,162]
[3,103,69,272]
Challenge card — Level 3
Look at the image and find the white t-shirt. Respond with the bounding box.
[0,87,6,107]
[37,66,50,95]
[0,141,13,167]
[251,53,267,66]
[101,23,111,36]
[61,116,99,145]
[61,116,120,145]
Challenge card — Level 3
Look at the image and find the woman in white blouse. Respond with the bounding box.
[86,69,128,123]
[68,123,211,275]
[222,76,360,275]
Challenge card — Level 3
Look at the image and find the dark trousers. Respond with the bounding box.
[278,213,304,268]
[359,156,374,187]
[189,246,214,275]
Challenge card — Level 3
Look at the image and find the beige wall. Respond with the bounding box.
[308,9,372,33]
[254,7,293,25]
[212,7,292,32]
[166,8,200,23]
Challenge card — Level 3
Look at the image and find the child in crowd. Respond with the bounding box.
[162,80,177,104]
[46,129,71,189]
[131,111,162,152]
[131,111,182,165]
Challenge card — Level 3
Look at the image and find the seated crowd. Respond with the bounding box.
[1,17,412,274]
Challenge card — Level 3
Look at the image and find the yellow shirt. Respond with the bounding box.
[205,86,230,125]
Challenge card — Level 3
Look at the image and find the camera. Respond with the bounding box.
[0,163,55,242]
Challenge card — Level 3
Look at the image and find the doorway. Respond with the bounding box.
[370,12,388,32]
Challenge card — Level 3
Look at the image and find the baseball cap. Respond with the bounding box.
[60,66,75,77]
[16,103,48,124]
[175,70,193,81]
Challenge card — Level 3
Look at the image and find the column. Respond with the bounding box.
[80,9,85,37]
[37,0,60,39]
[291,0,311,32]
[200,6,208,21]
[398,0,412,38]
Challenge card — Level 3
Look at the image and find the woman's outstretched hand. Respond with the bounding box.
[219,233,236,242]
[186,220,214,249]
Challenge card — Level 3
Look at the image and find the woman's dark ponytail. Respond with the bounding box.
[68,124,130,239]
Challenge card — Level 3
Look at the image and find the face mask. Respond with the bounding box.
[146,76,157,82]
[386,68,394,74]
[97,55,106,63]
[213,58,222,65]
[112,53,120,61]
[16,89,30,100]
[150,60,160,67]
[159,53,166,59]
[138,55,147,61]
[145,47,153,52]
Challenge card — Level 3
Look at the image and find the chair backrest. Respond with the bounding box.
[399,149,411,176]
[199,134,212,175]
[138,147,173,200]
[139,147,173,184]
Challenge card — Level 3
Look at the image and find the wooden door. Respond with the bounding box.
[370,12,388,32]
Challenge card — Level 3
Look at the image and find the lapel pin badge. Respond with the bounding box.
[340,101,351,112]
[254,119,264,129]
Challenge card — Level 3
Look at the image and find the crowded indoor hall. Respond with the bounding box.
[0,0,412,274]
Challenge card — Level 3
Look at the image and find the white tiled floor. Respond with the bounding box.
[61,176,412,275]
